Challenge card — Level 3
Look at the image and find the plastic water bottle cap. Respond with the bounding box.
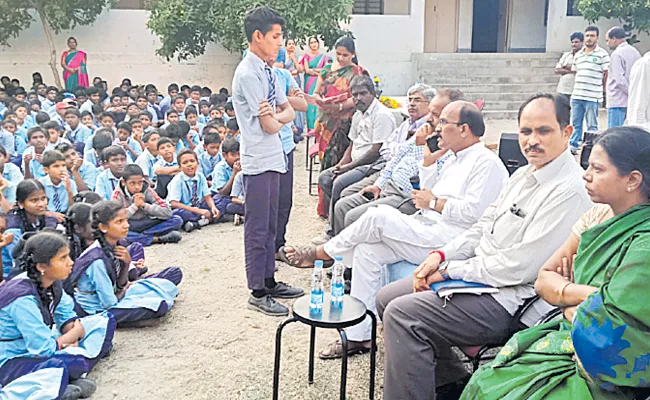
[334,256,343,262]
[314,260,324,267]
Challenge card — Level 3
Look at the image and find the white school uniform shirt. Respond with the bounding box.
[416,142,508,237]
[628,52,650,130]
[441,150,593,327]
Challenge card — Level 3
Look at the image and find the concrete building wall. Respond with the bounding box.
[0,10,240,91]
[384,0,411,15]
[508,0,547,51]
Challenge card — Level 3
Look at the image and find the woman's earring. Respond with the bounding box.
[41,270,44,276]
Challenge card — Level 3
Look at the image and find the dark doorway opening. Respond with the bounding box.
[472,0,502,52]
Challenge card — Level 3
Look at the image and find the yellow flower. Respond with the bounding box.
[534,339,551,351]
[499,345,515,357]
[373,76,381,83]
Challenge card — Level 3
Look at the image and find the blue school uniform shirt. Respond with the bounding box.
[190,123,205,139]
[180,132,200,150]
[22,145,54,180]
[231,172,245,201]
[152,155,178,173]
[73,242,120,314]
[198,151,222,180]
[13,135,27,157]
[211,160,233,193]
[0,130,15,156]
[135,149,159,181]
[83,149,103,171]
[167,171,210,206]
[39,175,78,213]
[117,137,142,162]
[2,163,22,204]
[95,169,120,200]
[146,104,160,124]
[198,114,210,125]
[66,124,93,146]
[275,67,298,155]
[41,99,55,111]
[74,160,99,191]
[15,126,28,143]
[0,274,78,368]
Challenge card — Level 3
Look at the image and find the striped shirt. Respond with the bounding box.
[572,46,611,102]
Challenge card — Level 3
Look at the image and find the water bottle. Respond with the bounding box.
[330,256,345,306]
[309,260,324,315]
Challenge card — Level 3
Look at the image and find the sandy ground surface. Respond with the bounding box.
[90,114,608,400]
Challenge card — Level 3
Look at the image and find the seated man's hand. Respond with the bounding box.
[415,122,434,146]
[411,189,435,210]
[413,252,442,292]
[333,163,353,175]
[360,185,381,200]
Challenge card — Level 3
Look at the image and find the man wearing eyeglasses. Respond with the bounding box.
[376,93,593,400]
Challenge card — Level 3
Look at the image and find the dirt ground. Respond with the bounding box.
[90,114,607,400]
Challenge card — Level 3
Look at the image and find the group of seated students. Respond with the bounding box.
[0,77,244,399]
[284,87,650,399]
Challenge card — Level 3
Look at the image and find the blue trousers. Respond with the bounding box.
[608,107,627,129]
[0,313,116,387]
[172,200,209,224]
[213,194,231,219]
[570,99,599,149]
[127,216,183,246]
[226,202,244,216]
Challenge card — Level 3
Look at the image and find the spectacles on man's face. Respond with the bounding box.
[438,118,464,127]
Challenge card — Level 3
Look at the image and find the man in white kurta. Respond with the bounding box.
[316,101,509,357]
[628,51,650,131]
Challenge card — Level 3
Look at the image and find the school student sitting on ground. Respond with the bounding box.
[167,149,220,232]
[185,105,205,139]
[64,108,92,155]
[152,137,178,198]
[210,139,240,218]
[135,130,160,185]
[65,200,182,325]
[139,111,155,133]
[83,128,114,171]
[198,100,211,124]
[196,130,223,181]
[0,145,23,207]
[80,110,96,133]
[39,150,77,216]
[115,121,142,163]
[129,118,145,151]
[171,95,187,120]
[177,120,199,151]
[23,126,53,180]
[229,172,245,225]
[1,119,26,167]
[42,121,69,148]
[112,164,182,246]
[95,146,127,201]
[226,118,240,141]
[55,142,98,191]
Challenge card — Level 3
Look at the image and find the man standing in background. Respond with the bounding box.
[628,51,650,130]
[606,26,641,128]
[555,32,584,102]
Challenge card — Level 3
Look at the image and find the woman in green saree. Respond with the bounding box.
[461,126,650,399]
[60,37,89,93]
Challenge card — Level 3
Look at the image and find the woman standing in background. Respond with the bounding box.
[61,37,89,92]
[299,37,331,131]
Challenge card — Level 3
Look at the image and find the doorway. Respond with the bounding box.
[471,0,508,52]
[423,0,458,53]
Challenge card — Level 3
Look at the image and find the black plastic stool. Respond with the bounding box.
[272,294,377,400]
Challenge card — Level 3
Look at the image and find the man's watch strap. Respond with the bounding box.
[438,261,451,281]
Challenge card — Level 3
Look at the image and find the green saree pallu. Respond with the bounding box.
[461,204,650,400]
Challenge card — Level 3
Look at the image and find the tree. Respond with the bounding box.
[146,0,354,61]
[577,0,650,44]
[0,1,114,88]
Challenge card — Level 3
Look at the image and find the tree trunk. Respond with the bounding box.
[36,6,63,89]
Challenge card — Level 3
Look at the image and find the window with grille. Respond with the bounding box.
[114,0,147,9]
[567,0,582,16]
[353,0,384,15]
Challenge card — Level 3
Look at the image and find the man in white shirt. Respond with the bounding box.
[376,93,593,400]
[555,32,584,101]
[315,75,396,243]
[628,51,650,130]
[287,101,508,359]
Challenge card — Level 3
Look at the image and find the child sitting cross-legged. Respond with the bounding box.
[95,146,127,201]
[211,139,240,219]
[168,149,220,232]
[23,126,53,180]
[64,108,93,155]
[39,150,77,218]
[112,164,183,246]
[135,130,160,185]
[196,130,223,181]
[115,121,142,163]
[152,137,178,199]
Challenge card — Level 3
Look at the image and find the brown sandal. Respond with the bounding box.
[284,245,317,268]
[318,339,371,360]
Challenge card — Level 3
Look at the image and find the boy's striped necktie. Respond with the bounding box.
[190,180,199,207]
[264,65,276,108]
[53,190,62,211]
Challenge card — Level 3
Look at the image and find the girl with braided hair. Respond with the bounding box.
[3,179,58,277]
[0,232,116,400]
[66,200,182,325]
[65,203,94,262]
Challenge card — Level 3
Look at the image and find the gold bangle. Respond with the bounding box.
[559,281,572,304]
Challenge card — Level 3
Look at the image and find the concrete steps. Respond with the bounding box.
[412,53,562,119]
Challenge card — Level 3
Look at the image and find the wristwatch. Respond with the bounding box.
[438,261,450,281]
[428,195,438,211]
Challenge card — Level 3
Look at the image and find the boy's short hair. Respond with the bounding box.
[85,86,99,96]
[101,145,127,162]
[180,84,190,92]
[166,109,179,118]
[55,142,75,154]
[46,86,58,94]
[64,108,81,118]
[207,118,225,128]
[163,123,183,139]
[167,83,179,93]
[172,95,186,104]
[13,87,27,97]
[199,100,210,109]
[73,190,102,204]
[157,137,173,149]
[42,121,64,133]
[92,128,114,151]
[100,111,115,121]
[244,7,285,43]
[129,118,142,127]
[203,132,222,145]
[177,148,197,163]
[80,110,93,120]
[2,119,16,128]
[224,102,234,112]
[142,130,159,143]
[29,99,41,107]
[226,118,239,131]
[222,138,240,155]
[34,112,50,124]
[28,126,49,140]
[177,120,191,136]
[122,164,144,180]
[190,85,201,94]
[116,121,132,134]
[136,95,147,102]
[139,110,152,120]
[91,103,104,115]
[0,145,7,158]
[185,105,198,116]
[42,150,66,167]
[11,103,27,112]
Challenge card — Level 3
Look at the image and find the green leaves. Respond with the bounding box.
[578,0,650,42]
[146,0,353,61]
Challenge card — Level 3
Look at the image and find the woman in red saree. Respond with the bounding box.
[61,37,89,92]
[307,36,367,217]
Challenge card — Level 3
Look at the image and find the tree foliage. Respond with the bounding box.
[578,0,650,43]
[146,0,354,60]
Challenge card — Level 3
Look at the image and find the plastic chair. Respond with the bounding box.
[305,129,316,170]
[308,142,320,195]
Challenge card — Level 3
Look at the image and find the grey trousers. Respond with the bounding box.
[334,180,417,235]
[319,165,371,235]
[376,277,513,400]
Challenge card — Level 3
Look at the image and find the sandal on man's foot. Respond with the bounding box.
[318,339,371,360]
[284,245,318,268]
[275,246,292,264]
